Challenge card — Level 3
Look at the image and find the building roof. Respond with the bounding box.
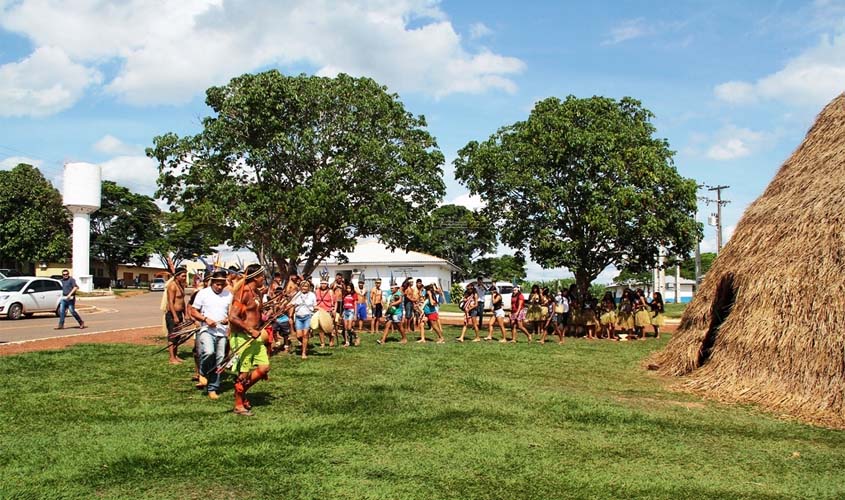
[324,239,459,270]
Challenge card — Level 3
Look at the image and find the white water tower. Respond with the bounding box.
[63,163,101,292]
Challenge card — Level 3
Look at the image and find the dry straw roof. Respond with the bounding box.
[650,93,845,428]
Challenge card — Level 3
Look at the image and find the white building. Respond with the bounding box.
[317,238,459,295]
[606,275,696,303]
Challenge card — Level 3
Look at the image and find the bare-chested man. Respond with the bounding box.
[369,279,383,333]
[355,280,368,335]
[228,264,270,416]
[331,273,345,344]
[165,267,188,364]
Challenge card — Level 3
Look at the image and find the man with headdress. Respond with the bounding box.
[228,264,270,416]
[314,272,334,347]
[165,267,188,364]
[190,271,232,400]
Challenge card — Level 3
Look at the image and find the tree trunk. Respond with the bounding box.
[574,269,592,300]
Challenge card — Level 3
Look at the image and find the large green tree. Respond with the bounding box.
[407,204,496,279]
[455,95,700,296]
[470,254,526,282]
[152,211,221,272]
[0,164,70,265]
[90,181,161,280]
[149,70,445,279]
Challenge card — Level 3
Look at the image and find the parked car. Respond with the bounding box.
[0,269,22,279]
[0,277,63,320]
[149,277,166,292]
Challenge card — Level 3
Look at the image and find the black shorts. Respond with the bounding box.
[373,303,383,318]
[273,320,291,336]
[335,301,343,314]
[165,310,184,334]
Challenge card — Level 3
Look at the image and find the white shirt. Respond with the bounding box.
[557,295,570,313]
[293,291,317,317]
[192,287,233,337]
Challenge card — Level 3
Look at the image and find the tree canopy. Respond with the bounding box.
[454,95,700,295]
[0,164,70,264]
[470,254,526,282]
[90,181,161,280]
[406,204,496,279]
[149,70,445,279]
[152,211,221,272]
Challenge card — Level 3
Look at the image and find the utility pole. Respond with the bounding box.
[706,185,731,253]
[694,184,707,289]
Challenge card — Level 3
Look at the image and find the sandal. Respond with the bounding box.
[233,407,254,417]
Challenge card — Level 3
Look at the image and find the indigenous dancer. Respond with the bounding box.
[356,280,368,334]
[292,279,316,359]
[227,264,270,416]
[485,287,509,342]
[634,288,651,340]
[378,281,406,344]
[650,291,665,339]
[370,278,383,333]
[190,271,232,400]
[615,289,635,340]
[414,279,426,342]
[315,276,334,347]
[525,284,544,337]
[422,283,445,343]
[341,283,357,347]
[165,267,188,364]
[599,291,618,340]
[457,284,481,342]
[331,273,345,343]
[510,285,532,342]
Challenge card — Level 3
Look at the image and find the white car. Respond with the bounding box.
[149,277,166,291]
[0,277,63,320]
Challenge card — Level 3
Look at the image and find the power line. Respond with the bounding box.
[703,185,730,254]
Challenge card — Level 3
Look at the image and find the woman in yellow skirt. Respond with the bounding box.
[633,288,651,340]
[649,291,665,339]
[525,284,545,336]
[599,292,617,340]
[615,289,634,339]
[582,297,598,339]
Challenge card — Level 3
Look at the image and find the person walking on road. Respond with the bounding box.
[55,269,85,330]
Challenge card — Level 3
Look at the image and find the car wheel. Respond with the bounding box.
[7,303,23,320]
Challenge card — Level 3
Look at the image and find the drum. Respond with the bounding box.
[310,309,334,333]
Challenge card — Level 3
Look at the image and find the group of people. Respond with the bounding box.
[161,266,667,416]
[456,278,665,344]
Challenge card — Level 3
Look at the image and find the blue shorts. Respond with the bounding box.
[391,312,403,323]
[343,309,355,321]
[357,303,367,320]
[404,301,414,319]
[295,315,312,331]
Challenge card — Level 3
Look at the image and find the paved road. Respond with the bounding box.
[0,291,166,343]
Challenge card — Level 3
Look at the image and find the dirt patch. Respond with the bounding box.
[0,326,164,356]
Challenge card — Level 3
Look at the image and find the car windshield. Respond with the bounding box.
[499,286,514,294]
[153,278,165,284]
[0,279,28,292]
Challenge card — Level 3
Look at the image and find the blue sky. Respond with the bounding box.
[1,0,843,281]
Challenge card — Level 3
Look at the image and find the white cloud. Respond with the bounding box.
[0,156,43,170]
[0,0,524,108]
[713,81,757,104]
[0,46,101,117]
[449,192,486,210]
[469,22,493,39]
[602,18,651,45]
[705,125,767,161]
[99,155,160,197]
[93,135,142,155]
[714,32,845,108]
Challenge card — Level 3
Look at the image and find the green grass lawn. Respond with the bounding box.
[2,327,844,499]
[664,302,686,318]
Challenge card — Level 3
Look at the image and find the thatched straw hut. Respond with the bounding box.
[650,93,845,427]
